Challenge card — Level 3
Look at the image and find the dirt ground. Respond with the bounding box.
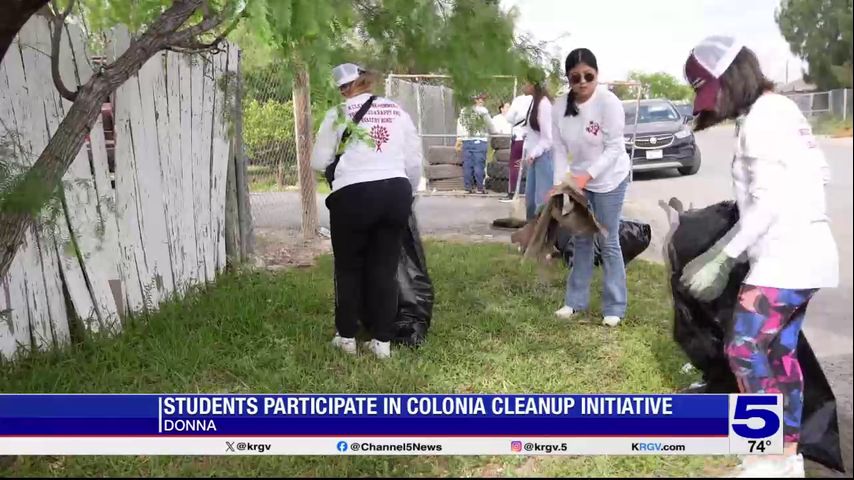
[253,227,333,270]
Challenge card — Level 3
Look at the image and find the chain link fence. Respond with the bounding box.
[238,62,298,227]
[385,75,519,193]
[783,88,852,120]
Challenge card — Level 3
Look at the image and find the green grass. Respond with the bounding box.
[810,114,853,137]
[248,164,331,194]
[0,242,730,478]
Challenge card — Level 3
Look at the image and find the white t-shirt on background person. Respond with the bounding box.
[504,94,533,141]
[456,105,494,142]
[520,97,554,161]
[491,113,513,135]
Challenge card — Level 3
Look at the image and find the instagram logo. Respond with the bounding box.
[511,441,523,453]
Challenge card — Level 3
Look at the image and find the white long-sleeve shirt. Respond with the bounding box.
[552,86,631,190]
[722,92,838,289]
[505,94,533,141]
[456,105,495,141]
[311,93,423,193]
[521,96,553,161]
[491,113,513,135]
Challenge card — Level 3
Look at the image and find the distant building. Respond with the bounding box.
[777,79,817,93]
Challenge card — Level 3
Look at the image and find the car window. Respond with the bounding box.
[675,104,692,117]
[624,102,680,124]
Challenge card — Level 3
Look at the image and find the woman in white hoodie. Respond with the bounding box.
[311,64,423,359]
[517,68,554,220]
[680,37,838,478]
[551,48,631,327]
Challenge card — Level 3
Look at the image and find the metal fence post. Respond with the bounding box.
[415,80,424,136]
[414,79,427,191]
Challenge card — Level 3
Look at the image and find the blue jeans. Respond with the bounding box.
[565,175,630,318]
[524,150,554,220]
[462,140,488,191]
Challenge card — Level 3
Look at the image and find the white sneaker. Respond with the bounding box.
[554,305,575,319]
[331,334,357,355]
[731,454,804,478]
[602,316,622,327]
[363,339,391,359]
[785,454,805,478]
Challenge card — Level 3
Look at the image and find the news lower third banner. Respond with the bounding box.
[0,394,782,456]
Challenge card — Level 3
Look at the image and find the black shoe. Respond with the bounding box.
[500,193,514,203]
[477,189,487,195]
[465,188,474,194]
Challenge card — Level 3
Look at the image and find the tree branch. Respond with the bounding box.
[163,1,238,51]
[167,6,245,53]
[0,0,49,61]
[49,0,78,101]
[0,0,206,278]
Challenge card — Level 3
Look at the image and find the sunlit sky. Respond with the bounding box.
[501,0,805,84]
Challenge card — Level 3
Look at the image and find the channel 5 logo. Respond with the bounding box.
[729,395,782,439]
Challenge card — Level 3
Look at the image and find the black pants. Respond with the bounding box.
[326,178,413,342]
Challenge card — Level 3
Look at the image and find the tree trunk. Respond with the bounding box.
[0,0,203,279]
[0,0,49,62]
[0,76,113,278]
[232,51,254,256]
[292,61,318,240]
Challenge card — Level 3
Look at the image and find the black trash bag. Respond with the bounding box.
[392,213,435,347]
[669,200,844,473]
[555,219,651,268]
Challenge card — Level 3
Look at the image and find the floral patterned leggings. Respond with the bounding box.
[726,284,818,444]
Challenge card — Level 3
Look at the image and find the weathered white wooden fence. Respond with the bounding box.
[0,16,243,360]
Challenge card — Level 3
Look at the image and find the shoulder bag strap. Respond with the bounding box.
[325,95,377,188]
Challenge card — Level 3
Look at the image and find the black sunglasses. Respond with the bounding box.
[569,72,596,85]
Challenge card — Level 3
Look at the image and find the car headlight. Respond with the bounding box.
[674,126,693,139]
[624,135,634,144]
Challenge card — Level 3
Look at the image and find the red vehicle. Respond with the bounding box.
[84,98,116,188]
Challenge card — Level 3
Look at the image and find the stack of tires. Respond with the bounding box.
[425,146,465,191]
[485,136,525,193]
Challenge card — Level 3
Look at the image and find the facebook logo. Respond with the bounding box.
[337,441,348,452]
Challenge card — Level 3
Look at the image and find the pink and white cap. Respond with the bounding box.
[684,36,745,114]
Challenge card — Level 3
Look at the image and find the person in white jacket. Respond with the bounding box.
[502,92,534,201]
[311,63,423,359]
[492,102,513,135]
[680,37,838,478]
[517,68,554,220]
[551,49,632,327]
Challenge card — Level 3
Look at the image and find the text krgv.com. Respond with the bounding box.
[631,442,687,452]
[350,442,443,453]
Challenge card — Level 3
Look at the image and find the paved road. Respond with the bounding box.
[252,126,852,475]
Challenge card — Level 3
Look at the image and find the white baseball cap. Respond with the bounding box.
[684,35,744,114]
[332,63,364,87]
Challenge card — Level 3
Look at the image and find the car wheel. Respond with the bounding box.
[678,149,701,176]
